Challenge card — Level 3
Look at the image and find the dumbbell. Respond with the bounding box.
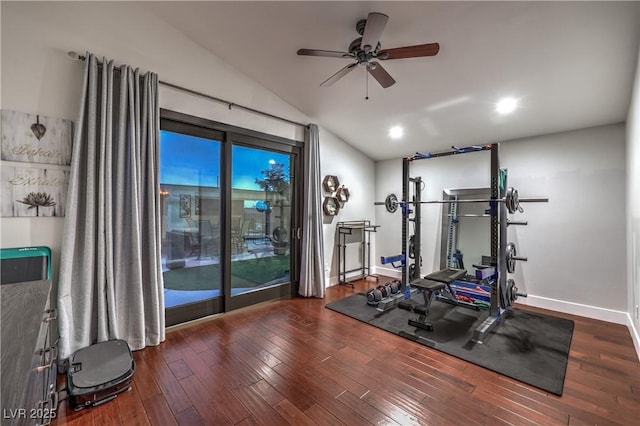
[388,280,401,294]
[379,284,392,298]
[366,287,383,305]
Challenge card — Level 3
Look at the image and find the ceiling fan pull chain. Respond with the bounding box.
[365,69,369,100]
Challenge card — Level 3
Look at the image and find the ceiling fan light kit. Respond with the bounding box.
[297,12,440,90]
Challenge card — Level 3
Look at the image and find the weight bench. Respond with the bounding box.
[408,268,467,331]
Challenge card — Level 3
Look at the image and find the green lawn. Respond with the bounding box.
[163,255,290,291]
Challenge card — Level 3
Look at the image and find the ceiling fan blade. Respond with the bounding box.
[360,12,389,52]
[297,49,353,58]
[378,43,440,60]
[320,63,358,87]
[368,62,395,88]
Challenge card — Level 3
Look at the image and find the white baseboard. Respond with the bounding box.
[325,274,373,287]
[372,266,401,279]
[325,267,401,287]
[519,294,628,324]
[627,314,640,362]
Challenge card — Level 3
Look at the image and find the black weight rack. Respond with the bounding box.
[337,220,380,287]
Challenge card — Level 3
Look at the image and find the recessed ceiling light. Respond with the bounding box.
[496,97,518,114]
[389,126,403,139]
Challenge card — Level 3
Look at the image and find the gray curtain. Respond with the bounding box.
[57,53,165,360]
[299,124,325,297]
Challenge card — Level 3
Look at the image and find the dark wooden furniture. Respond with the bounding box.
[1,280,57,426]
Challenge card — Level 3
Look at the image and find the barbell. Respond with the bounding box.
[375,187,548,215]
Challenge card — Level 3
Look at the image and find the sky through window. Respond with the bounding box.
[160,130,289,191]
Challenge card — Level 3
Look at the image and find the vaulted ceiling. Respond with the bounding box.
[145,1,640,160]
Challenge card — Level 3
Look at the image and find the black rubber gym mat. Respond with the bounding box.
[326,291,574,395]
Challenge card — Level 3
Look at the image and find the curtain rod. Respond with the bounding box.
[68,51,309,129]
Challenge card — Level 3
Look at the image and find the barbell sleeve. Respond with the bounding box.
[507,220,528,226]
[518,197,549,203]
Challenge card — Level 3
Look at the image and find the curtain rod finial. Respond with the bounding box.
[68,51,85,61]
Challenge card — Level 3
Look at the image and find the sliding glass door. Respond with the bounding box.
[160,110,301,325]
[159,125,224,326]
[226,136,298,311]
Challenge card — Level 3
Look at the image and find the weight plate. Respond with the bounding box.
[408,235,415,259]
[506,242,517,273]
[385,193,398,213]
[506,278,518,306]
[272,226,289,243]
[409,263,417,281]
[506,187,520,214]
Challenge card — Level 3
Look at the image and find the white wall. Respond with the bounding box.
[319,130,376,284]
[0,2,374,288]
[626,44,640,354]
[375,124,628,319]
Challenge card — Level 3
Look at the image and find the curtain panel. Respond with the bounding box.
[57,53,165,360]
[299,124,325,297]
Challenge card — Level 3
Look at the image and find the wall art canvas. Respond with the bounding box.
[1,166,69,217]
[1,109,73,165]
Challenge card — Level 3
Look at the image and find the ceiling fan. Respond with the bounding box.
[297,12,440,89]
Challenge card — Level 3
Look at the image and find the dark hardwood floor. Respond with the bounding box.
[53,278,640,425]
